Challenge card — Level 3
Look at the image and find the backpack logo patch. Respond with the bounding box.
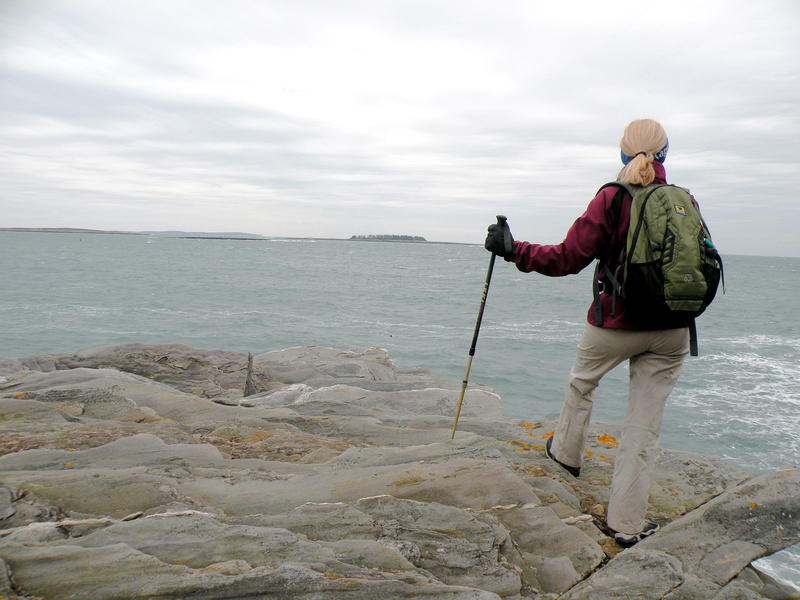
[674,205,686,216]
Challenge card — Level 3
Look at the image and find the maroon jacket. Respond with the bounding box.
[510,162,672,330]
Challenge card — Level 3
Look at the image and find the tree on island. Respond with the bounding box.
[350,234,427,241]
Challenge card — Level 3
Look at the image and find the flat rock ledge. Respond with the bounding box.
[0,344,797,600]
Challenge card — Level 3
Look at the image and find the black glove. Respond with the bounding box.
[484,221,515,260]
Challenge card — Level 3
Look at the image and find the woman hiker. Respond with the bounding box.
[484,119,689,547]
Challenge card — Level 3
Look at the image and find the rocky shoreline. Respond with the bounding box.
[0,344,797,599]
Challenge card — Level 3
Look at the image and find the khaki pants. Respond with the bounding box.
[550,324,689,535]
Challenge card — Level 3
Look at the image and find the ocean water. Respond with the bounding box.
[2,231,799,586]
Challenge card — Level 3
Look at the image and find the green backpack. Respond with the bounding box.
[593,182,724,355]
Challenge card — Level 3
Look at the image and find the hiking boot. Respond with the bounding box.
[545,436,580,477]
[613,521,660,547]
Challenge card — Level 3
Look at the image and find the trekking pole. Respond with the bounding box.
[451,215,509,439]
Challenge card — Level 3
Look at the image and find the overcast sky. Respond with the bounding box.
[1,1,799,256]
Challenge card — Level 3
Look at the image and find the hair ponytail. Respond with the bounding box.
[617,119,668,185]
[618,153,656,185]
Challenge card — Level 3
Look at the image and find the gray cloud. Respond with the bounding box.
[1,0,799,254]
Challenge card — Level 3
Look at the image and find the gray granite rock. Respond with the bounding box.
[0,344,797,599]
[253,346,400,384]
[560,467,800,600]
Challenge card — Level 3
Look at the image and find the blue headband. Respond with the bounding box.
[621,139,669,165]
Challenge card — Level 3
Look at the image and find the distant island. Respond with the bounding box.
[0,227,135,235]
[0,228,263,240]
[349,234,427,242]
[1,228,464,244]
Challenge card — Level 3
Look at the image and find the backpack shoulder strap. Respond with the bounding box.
[689,318,698,357]
[597,181,634,216]
[593,182,633,326]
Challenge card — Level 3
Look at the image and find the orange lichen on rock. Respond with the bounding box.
[596,434,618,448]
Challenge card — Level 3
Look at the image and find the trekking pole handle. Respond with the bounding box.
[496,215,514,257]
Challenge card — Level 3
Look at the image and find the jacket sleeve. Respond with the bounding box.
[511,188,618,277]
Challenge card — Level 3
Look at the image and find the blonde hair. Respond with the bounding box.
[617,119,668,185]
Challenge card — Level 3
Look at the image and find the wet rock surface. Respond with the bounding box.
[0,344,797,599]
